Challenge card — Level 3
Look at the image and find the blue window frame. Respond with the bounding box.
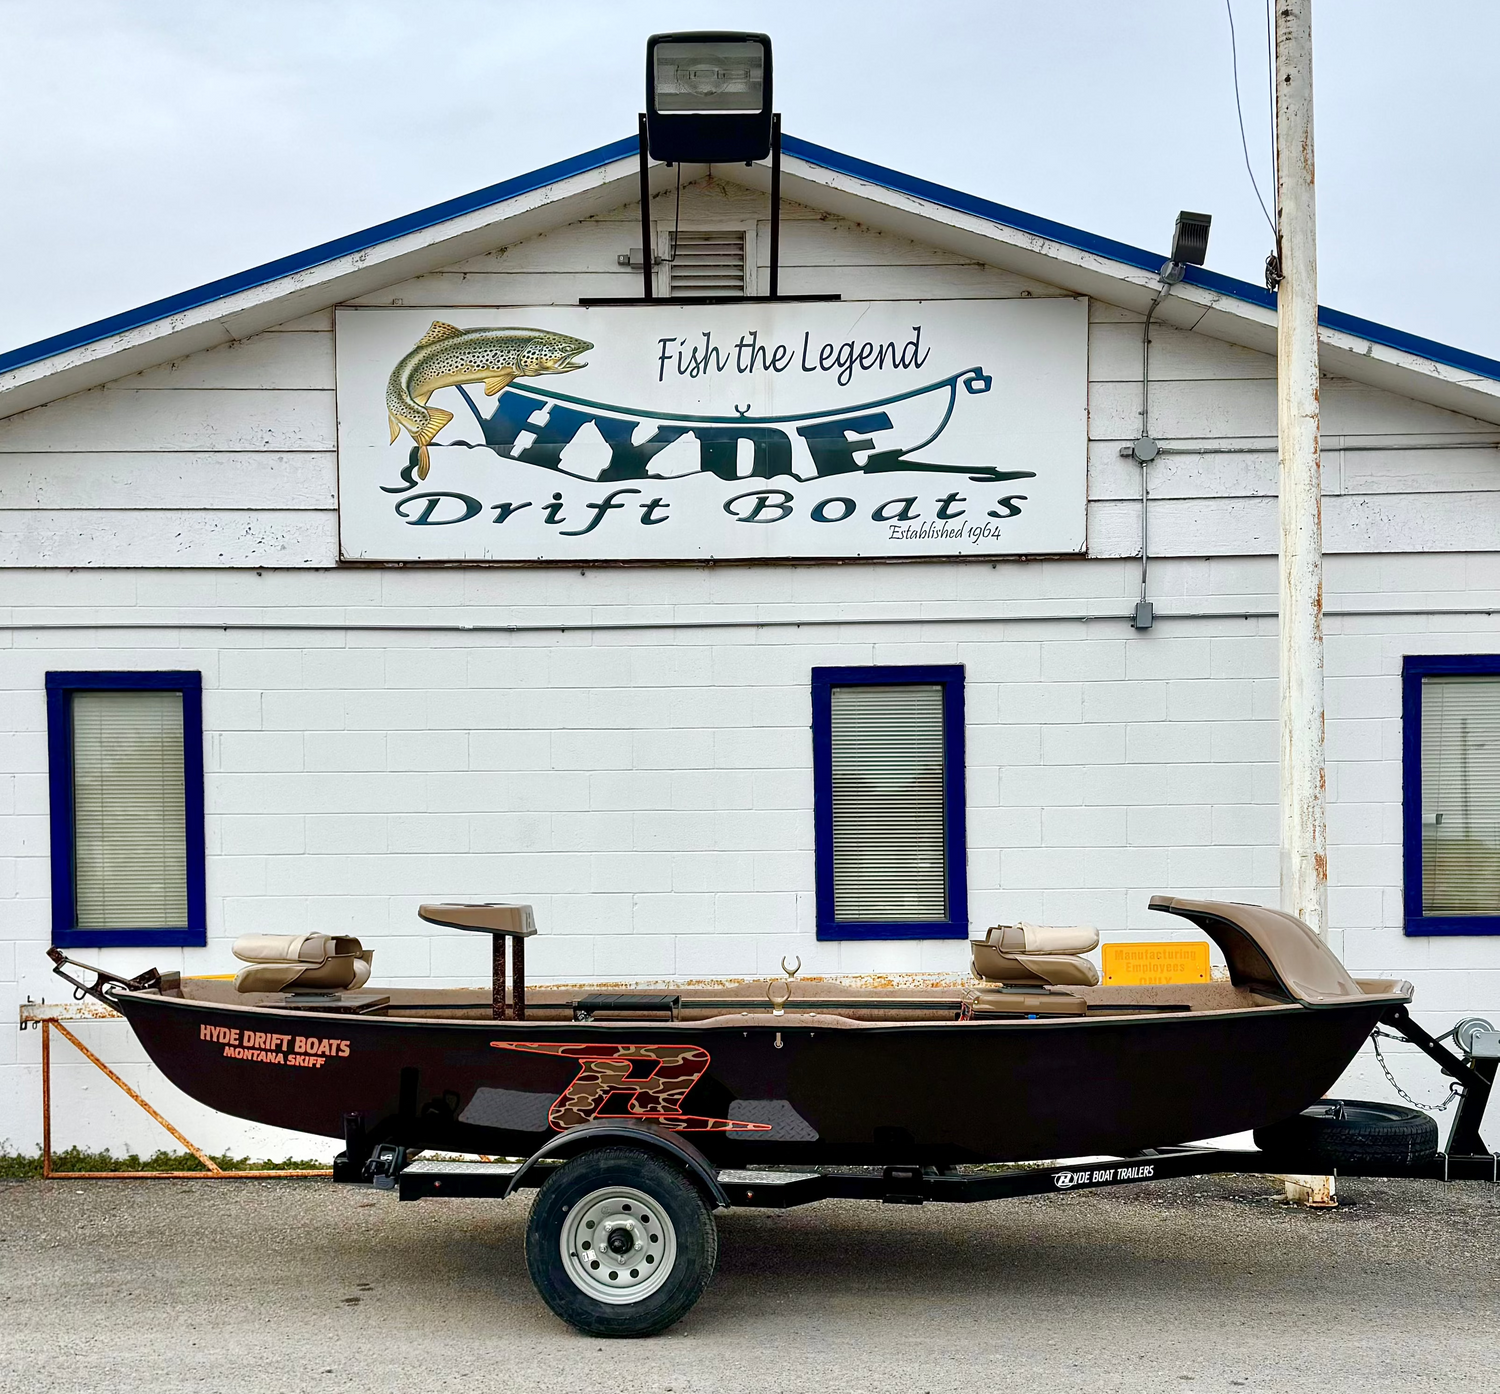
[1403,653,1500,937]
[811,664,967,941]
[46,671,206,948]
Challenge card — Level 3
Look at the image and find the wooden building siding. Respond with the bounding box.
[0,178,1496,568]
[7,175,1500,1160]
[349,182,1067,306]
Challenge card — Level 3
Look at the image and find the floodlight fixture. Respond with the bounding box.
[645,31,773,164]
[1169,211,1212,268]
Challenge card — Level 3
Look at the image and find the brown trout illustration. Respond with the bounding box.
[386,322,591,477]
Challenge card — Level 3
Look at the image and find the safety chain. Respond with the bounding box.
[1369,1029,1460,1112]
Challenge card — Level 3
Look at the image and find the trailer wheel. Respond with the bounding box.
[1254,1099,1439,1172]
[525,1146,718,1337]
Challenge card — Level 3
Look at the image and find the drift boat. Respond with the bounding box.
[54,893,1494,1338]
[55,895,1409,1167]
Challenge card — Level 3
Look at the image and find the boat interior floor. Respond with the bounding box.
[165,977,1405,1024]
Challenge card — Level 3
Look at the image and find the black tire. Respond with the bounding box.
[525,1147,718,1338]
[1254,1098,1439,1173]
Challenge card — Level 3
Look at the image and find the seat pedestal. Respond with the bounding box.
[491,934,526,1021]
[418,903,538,1021]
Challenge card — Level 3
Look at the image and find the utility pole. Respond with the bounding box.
[1275,0,1327,945]
[1275,0,1335,1210]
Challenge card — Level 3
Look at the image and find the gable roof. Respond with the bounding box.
[0,135,638,381]
[790,139,1500,386]
[4,134,1499,425]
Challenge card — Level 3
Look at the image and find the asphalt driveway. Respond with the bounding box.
[1,1172,1496,1393]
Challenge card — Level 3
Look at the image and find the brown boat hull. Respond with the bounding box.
[114,991,1393,1166]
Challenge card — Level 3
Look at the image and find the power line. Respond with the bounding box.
[1226,0,1278,239]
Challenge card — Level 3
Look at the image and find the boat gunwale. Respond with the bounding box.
[110,984,1409,1034]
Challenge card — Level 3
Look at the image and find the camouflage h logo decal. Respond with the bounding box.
[491,1041,770,1133]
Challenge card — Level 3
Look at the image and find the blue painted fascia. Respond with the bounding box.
[0,136,639,379]
[6,129,1500,390]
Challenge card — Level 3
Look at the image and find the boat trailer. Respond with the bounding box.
[386,1135,1497,1214]
[354,1003,1498,1210]
[329,1007,1497,1335]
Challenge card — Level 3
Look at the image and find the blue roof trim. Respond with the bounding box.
[0,136,639,378]
[783,134,1500,384]
[5,129,1500,388]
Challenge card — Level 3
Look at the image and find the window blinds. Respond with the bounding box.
[668,230,748,296]
[71,690,189,929]
[830,684,947,922]
[1421,675,1500,915]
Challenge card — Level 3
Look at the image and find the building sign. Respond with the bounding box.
[334,299,1087,562]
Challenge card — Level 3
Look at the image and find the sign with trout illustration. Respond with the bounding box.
[334,299,1087,561]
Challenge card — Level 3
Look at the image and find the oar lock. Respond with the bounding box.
[765,956,802,1016]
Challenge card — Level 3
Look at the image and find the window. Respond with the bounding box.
[46,672,205,948]
[1404,655,1500,936]
[668,230,748,296]
[811,665,967,940]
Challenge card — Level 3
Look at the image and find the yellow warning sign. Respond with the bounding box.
[1101,941,1211,986]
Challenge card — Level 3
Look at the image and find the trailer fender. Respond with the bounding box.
[504,1119,729,1209]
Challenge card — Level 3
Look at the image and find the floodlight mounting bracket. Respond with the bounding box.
[634,111,784,302]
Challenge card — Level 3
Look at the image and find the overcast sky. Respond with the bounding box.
[3,0,1496,360]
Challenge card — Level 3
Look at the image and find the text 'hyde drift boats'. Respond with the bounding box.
[52,896,1499,1337]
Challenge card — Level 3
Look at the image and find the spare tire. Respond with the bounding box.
[1254,1099,1438,1173]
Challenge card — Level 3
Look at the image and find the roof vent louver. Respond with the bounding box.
[668,230,748,297]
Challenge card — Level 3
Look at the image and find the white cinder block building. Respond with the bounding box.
[3,135,1498,1158]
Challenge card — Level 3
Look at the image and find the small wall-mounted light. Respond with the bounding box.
[645,31,773,164]
[1168,211,1212,268]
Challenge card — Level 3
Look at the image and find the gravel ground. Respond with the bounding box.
[1,1172,1496,1394]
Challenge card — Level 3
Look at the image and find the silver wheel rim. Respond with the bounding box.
[559,1185,677,1305]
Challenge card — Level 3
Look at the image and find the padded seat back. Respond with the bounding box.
[231,933,372,994]
[971,922,1100,988]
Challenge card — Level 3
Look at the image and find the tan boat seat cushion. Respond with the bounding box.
[231,934,372,994]
[971,923,1101,988]
[418,903,537,936]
